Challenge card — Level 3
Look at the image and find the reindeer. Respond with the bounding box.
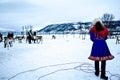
[116,35,120,44]
[0,32,3,42]
[0,37,2,42]
[26,35,43,44]
[52,35,56,39]
[33,35,43,44]
[15,35,25,43]
[4,37,13,49]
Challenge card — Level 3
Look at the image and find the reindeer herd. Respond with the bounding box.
[0,33,43,49]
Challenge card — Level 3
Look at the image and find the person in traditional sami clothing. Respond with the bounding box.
[88,18,114,80]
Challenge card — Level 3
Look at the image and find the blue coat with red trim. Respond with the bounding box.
[88,27,114,61]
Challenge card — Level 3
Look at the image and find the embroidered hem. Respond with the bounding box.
[88,55,114,61]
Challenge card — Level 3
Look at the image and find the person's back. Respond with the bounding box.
[27,30,33,44]
[88,18,114,80]
[28,30,33,36]
[33,32,36,36]
[7,32,14,39]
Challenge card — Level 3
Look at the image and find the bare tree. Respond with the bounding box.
[101,13,115,29]
[102,13,114,21]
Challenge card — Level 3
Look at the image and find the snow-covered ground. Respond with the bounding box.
[0,34,120,80]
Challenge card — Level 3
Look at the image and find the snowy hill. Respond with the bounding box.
[38,22,92,34]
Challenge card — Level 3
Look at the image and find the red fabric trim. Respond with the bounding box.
[89,26,110,38]
[88,55,114,61]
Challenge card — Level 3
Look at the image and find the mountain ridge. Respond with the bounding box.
[38,22,92,34]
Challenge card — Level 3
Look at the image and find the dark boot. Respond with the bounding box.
[101,75,108,80]
[95,61,99,76]
[101,61,108,80]
[95,72,99,76]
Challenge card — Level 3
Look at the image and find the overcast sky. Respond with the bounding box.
[0,0,120,31]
